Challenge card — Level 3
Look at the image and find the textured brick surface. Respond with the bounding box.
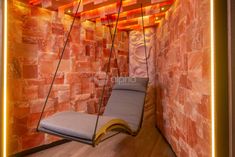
[155,0,211,156]
[129,28,156,112]
[8,1,128,154]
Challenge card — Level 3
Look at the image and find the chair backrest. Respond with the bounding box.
[104,77,148,132]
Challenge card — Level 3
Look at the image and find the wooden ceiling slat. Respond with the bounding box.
[22,0,174,29]
[77,0,171,19]
[83,0,117,12]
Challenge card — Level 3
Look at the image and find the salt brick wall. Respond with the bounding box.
[155,0,211,156]
[8,1,129,154]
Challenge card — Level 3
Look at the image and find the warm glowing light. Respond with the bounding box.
[67,9,71,13]
[103,13,165,27]
[161,7,165,11]
[210,0,215,156]
[3,0,8,157]
[80,2,169,21]
[123,0,135,7]
[29,0,41,5]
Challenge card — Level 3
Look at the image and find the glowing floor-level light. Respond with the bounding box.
[210,0,215,156]
[3,0,8,157]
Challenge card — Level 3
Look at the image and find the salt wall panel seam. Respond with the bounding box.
[8,0,129,154]
[155,0,211,157]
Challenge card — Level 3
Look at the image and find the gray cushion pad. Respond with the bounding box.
[39,77,148,141]
[39,112,116,140]
[113,77,148,92]
[112,83,146,92]
[104,90,146,132]
[114,77,149,86]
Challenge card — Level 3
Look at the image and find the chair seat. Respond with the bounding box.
[38,77,148,145]
[39,112,116,141]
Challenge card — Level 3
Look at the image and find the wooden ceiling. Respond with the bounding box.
[24,0,175,30]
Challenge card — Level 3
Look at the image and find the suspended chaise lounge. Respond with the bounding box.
[37,0,149,146]
[39,77,148,145]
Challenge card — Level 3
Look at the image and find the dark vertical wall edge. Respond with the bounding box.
[214,0,229,157]
[228,0,235,156]
[232,0,235,156]
[228,0,232,156]
[0,1,3,157]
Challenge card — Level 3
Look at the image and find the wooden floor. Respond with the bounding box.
[27,108,176,157]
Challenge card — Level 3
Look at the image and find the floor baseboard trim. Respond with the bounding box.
[10,139,70,157]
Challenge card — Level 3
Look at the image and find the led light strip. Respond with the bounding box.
[1,0,215,156]
[3,0,8,157]
[210,0,215,156]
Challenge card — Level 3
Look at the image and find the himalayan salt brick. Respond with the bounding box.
[83,0,93,5]
[203,122,211,144]
[75,61,92,72]
[81,81,94,94]
[202,50,210,80]
[52,23,64,35]
[118,50,128,56]
[45,73,64,84]
[56,102,71,112]
[74,93,91,102]
[188,52,203,71]
[13,104,30,119]
[12,123,28,137]
[38,85,53,98]
[65,72,82,84]
[103,48,112,58]
[52,85,70,91]
[44,134,61,144]
[87,100,97,114]
[31,5,52,17]
[9,80,24,101]
[58,90,70,104]
[94,0,106,5]
[22,133,44,149]
[13,43,38,58]
[38,60,55,75]
[70,83,82,98]
[197,95,210,119]
[23,86,39,100]
[70,26,80,43]
[85,45,91,56]
[42,0,52,8]
[22,36,39,44]
[29,98,56,114]
[187,118,198,147]
[38,51,58,61]
[76,101,88,112]
[58,47,71,60]
[58,60,71,72]
[9,136,20,154]
[28,113,41,129]
[86,29,94,40]
[23,65,38,79]
[103,39,107,48]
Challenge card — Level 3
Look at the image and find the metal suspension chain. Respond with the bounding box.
[36,0,82,131]
[140,3,149,78]
[92,0,123,143]
[107,15,121,77]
